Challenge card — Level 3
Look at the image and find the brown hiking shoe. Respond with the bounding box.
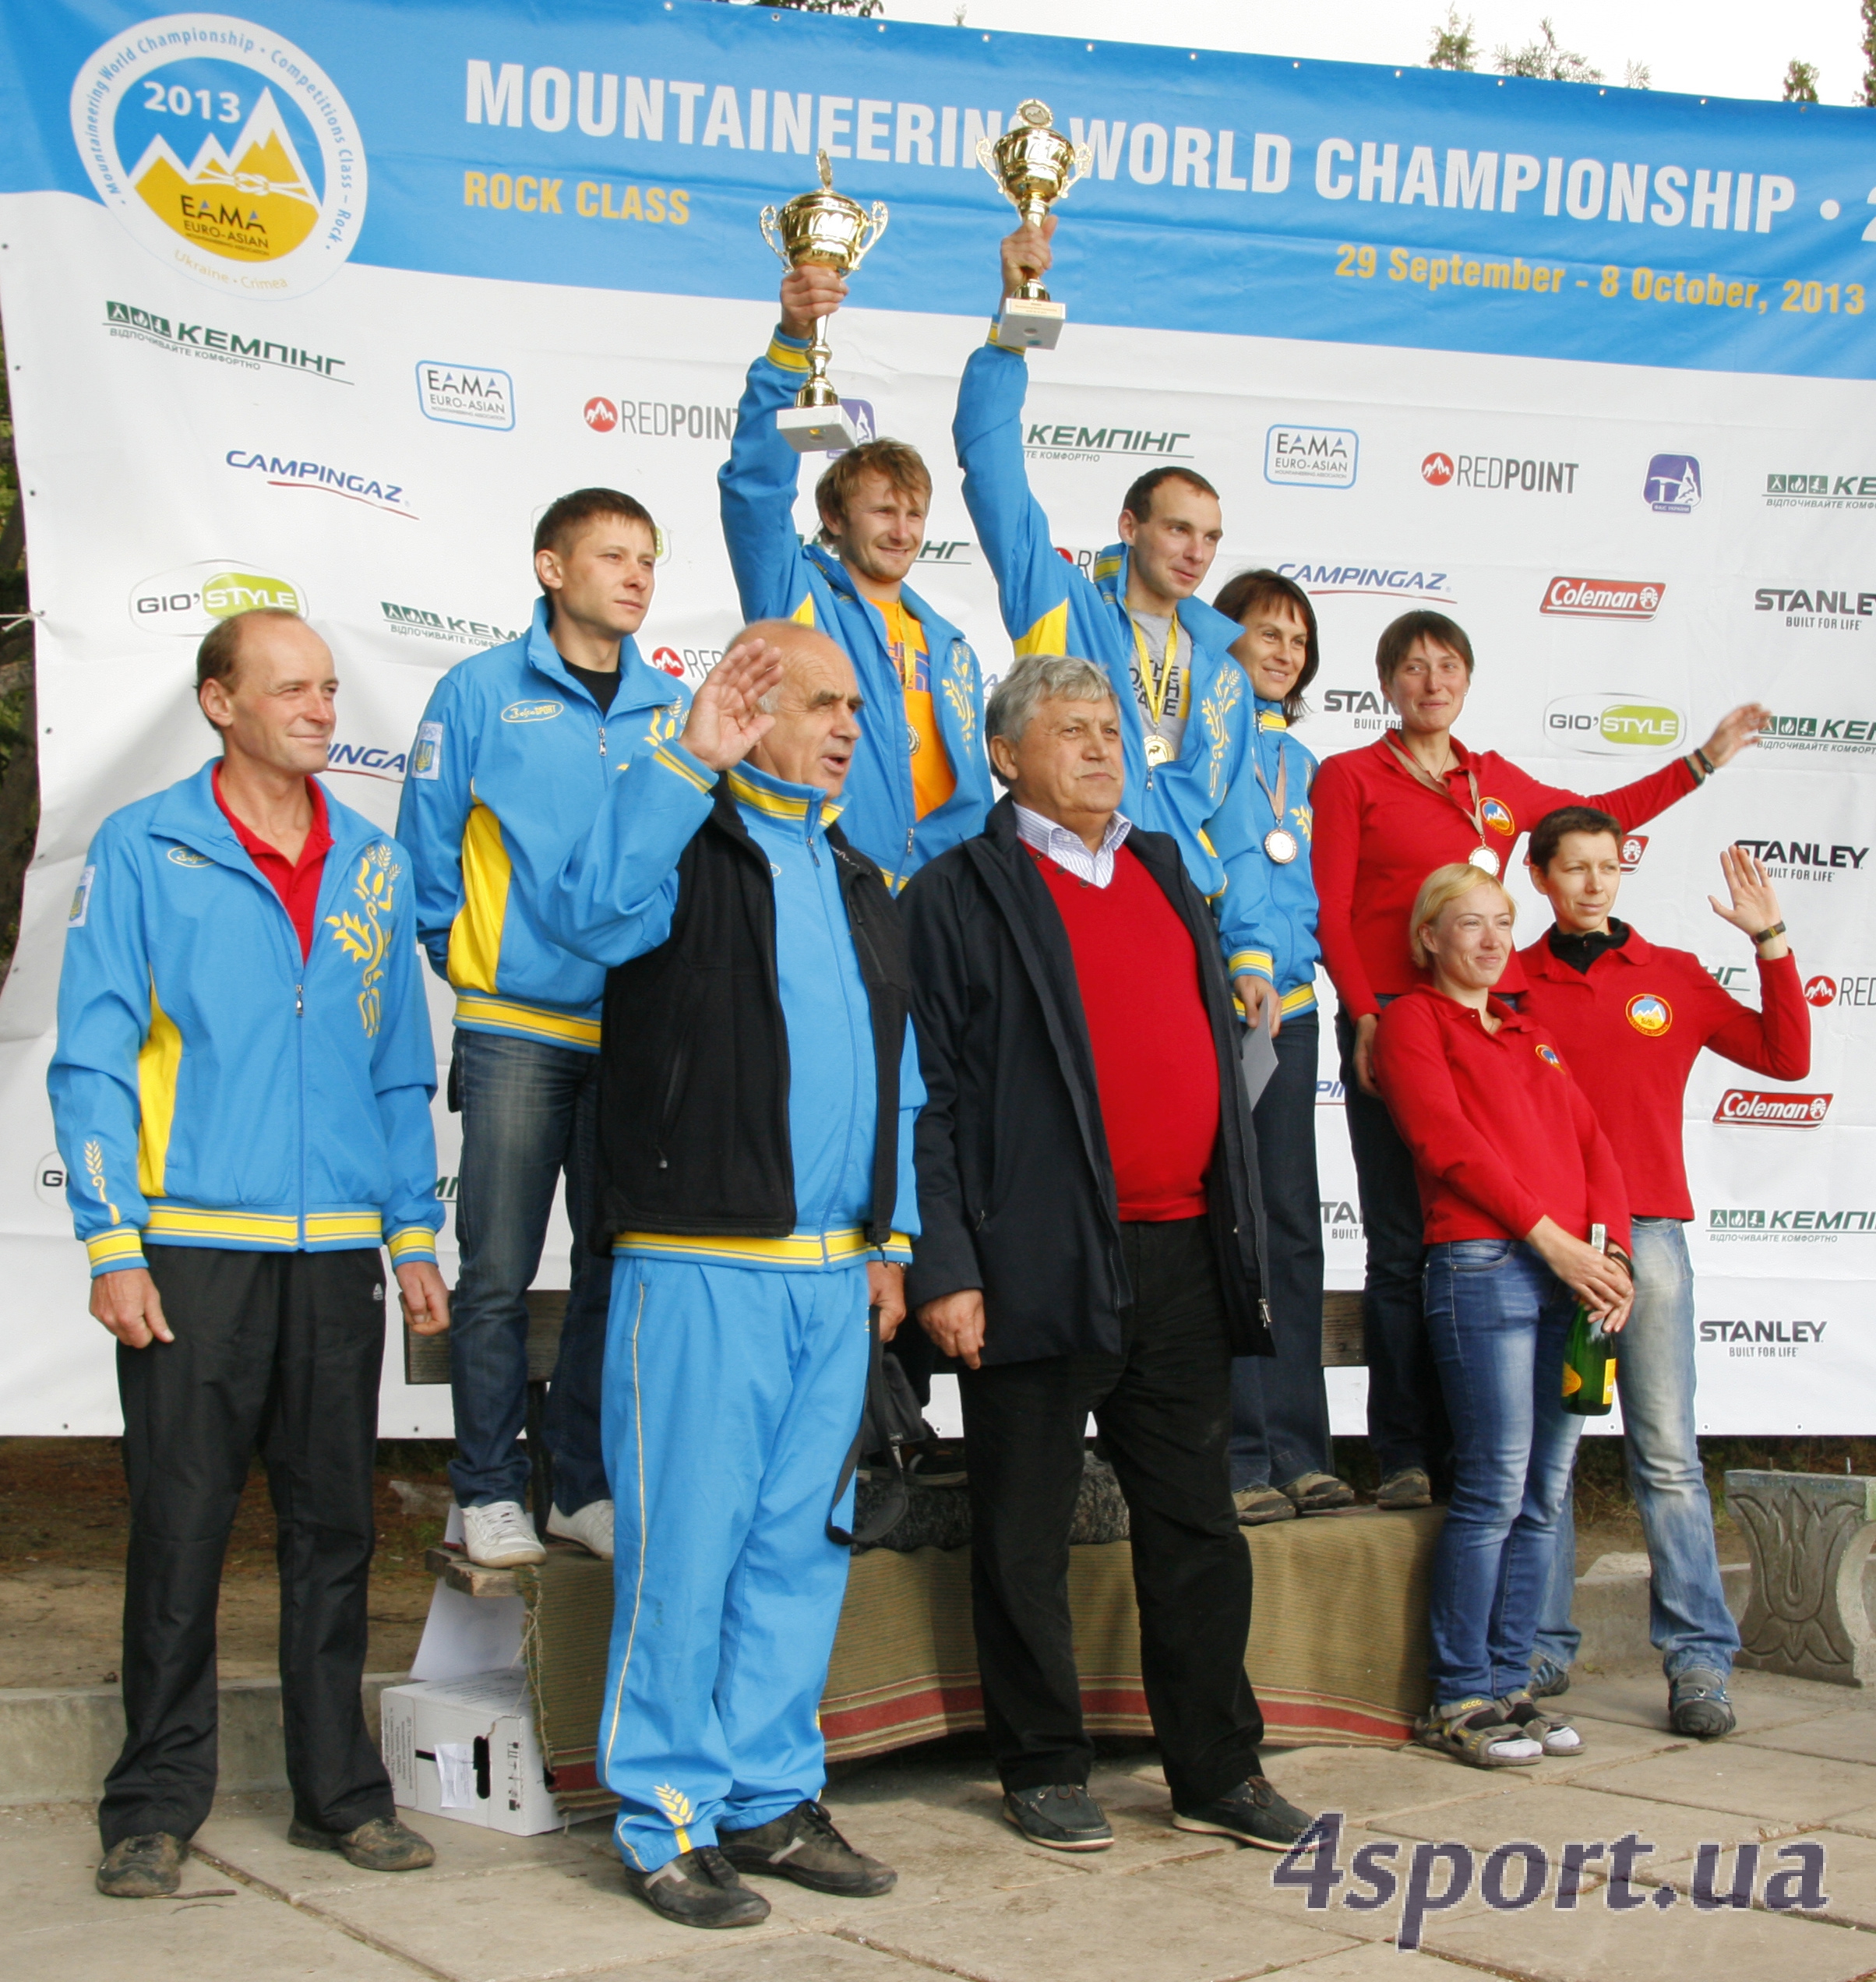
[288,1814,436,1871]
[96,1832,185,1898]
[717,1799,896,1896]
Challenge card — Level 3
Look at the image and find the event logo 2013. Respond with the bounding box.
[70,16,366,299]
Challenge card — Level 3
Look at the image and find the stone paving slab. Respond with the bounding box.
[560,1936,946,1980]
[1563,1666,1854,1737]
[1738,1713,1876,1768]
[1165,1743,1525,1827]
[1567,1744,1876,1827]
[1373,1779,1801,1860]
[1644,1827,1876,1933]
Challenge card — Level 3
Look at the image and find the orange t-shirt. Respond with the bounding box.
[870,594,956,820]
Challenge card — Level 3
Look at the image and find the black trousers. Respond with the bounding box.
[957,1216,1262,1807]
[101,1245,396,1849]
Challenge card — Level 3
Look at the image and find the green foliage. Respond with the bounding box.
[1428,7,1479,71]
[1497,16,1601,82]
[1864,0,1876,105]
[1784,58,1821,103]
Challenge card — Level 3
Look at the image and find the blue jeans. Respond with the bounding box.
[1335,1007,1448,1477]
[1532,1218,1739,1680]
[1423,1240,1584,1705]
[447,1028,612,1513]
[1230,1014,1333,1488]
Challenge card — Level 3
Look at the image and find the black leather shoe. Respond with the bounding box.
[1002,1783,1113,1851]
[624,1846,770,1928]
[718,1799,895,1896]
[1172,1776,1314,1850]
[96,1832,185,1898]
[1670,1666,1737,1739]
[287,1814,436,1871]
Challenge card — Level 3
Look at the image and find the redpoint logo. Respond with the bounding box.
[651,647,686,678]
[1542,577,1665,620]
[1715,1089,1832,1127]
[584,397,618,432]
[1421,452,1455,486]
[1621,834,1648,871]
[1805,976,1838,1007]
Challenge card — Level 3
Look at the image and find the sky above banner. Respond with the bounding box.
[3,2,1874,377]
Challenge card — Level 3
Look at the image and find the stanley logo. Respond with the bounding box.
[129,89,319,264]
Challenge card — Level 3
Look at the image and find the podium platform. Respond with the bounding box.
[423,1504,1442,1818]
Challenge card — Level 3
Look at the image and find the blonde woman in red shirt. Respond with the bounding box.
[1312,609,1765,1511]
[1374,865,1632,1768]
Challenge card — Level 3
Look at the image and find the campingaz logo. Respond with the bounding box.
[1644,454,1702,513]
[1280,563,1450,601]
[225,450,414,519]
[1264,427,1358,489]
[325,742,407,782]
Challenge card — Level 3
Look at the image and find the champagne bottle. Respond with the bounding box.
[1560,1222,1617,1416]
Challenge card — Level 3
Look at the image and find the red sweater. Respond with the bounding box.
[1372,985,1631,1253]
[1312,735,1698,1017]
[1034,844,1219,1220]
[213,767,332,961]
[1517,930,1810,1221]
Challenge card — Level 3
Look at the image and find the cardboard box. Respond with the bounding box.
[380,1670,561,1835]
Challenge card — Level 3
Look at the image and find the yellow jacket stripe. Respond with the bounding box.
[1228,949,1277,981]
[1014,601,1071,661]
[386,1226,440,1263]
[766,335,811,373]
[136,979,183,1199]
[613,1226,912,1268]
[654,746,714,796]
[447,798,511,994]
[86,1228,148,1270]
[146,1206,300,1244]
[452,994,602,1049]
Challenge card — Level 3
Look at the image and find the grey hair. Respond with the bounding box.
[984,653,1116,756]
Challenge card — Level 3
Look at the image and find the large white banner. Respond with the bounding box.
[1,2,1873,1433]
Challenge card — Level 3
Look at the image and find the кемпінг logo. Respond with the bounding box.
[70,17,366,298]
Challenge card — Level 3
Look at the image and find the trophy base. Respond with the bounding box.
[777,402,860,453]
[996,296,1067,351]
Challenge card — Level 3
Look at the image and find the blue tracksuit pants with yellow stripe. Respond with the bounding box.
[598,1254,869,1871]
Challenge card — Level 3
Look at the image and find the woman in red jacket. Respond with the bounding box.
[1312,609,1765,1511]
[1374,864,1632,1767]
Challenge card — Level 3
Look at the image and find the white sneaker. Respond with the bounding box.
[460,1500,545,1568]
[546,1499,615,1560]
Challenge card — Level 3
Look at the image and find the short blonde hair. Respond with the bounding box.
[1409,863,1515,968]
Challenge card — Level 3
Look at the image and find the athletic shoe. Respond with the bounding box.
[718,1799,895,1896]
[95,1832,184,1898]
[1281,1471,1357,1514]
[1670,1666,1737,1739]
[1498,1690,1585,1756]
[624,1847,770,1928]
[1232,1483,1296,1526]
[460,1500,546,1568]
[546,1499,615,1560]
[1375,1468,1433,1510]
[288,1815,435,1871]
[1002,1784,1113,1851]
[1529,1657,1571,1699]
[1172,1776,1314,1850]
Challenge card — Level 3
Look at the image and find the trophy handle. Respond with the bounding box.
[975,135,1014,206]
[759,205,790,268]
[850,200,889,268]
[1060,143,1095,200]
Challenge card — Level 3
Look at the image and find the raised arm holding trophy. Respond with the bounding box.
[979,100,1091,351]
[760,151,887,452]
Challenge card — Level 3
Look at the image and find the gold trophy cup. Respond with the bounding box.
[760,151,888,452]
[979,100,1092,351]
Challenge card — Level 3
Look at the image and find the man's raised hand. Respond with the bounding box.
[1000,214,1055,299]
[780,264,848,340]
[680,637,784,773]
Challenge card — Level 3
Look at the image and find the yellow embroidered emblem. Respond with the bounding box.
[324,845,399,1037]
[653,1783,696,1850]
[943,642,979,749]
[84,1140,120,1225]
[1292,801,1314,841]
[1201,668,1243,803]
[645,703,682,748]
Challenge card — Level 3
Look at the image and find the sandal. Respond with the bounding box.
[1499,1689,1585,1756]
[1415,1698,1543,1769]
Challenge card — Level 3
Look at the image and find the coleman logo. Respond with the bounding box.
[1713,1090,1832,1126]
[1542,577,1664,619]
[1621,834,1649,870]
[1545,694,1684,754]
[71,22,365,299]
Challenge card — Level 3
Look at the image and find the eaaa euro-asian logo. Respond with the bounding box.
[69,15,366,299]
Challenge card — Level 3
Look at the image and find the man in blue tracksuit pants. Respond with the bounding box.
[531,619,921,1930]
[719,259,992,890]
[950,218,1275,1017]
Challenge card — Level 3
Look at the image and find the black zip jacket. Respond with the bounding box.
[901,798,1271,1363]
[591,781,908,1249]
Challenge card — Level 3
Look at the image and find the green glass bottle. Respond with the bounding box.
[1560,1223,1617,1417]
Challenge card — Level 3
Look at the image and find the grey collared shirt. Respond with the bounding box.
[1014,804,1134,890]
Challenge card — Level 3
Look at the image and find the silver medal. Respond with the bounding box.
[1263,827,1299,865]
[1467,844,1501,876]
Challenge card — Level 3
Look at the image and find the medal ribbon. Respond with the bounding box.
[1127,612,1185,735]
[1383,735,1493,859]
[1250,720,1289,832]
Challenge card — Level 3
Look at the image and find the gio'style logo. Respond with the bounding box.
[70,16,366,298]
[129,560,305,636]
[1544,693,1685,756]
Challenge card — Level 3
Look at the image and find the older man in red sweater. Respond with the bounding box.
[902,653,1310,1857]
[1516,806,1807,1739]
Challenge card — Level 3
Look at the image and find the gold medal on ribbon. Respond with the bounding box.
[1144,733,1174,767]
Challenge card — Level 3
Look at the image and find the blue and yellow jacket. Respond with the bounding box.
[951,338,1256,900]
[48,762,442,1277]
[1208,700,1324,1019]
[534,748,922,1270]
[396,601,691,1051]
[719,330,993,890]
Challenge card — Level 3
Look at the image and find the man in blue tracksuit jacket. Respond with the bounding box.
[398,488,691,1569]
[950,219,1275,1016]
[528,619,919,1931]
[719,259,992,891]
[50,608,445,1896]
